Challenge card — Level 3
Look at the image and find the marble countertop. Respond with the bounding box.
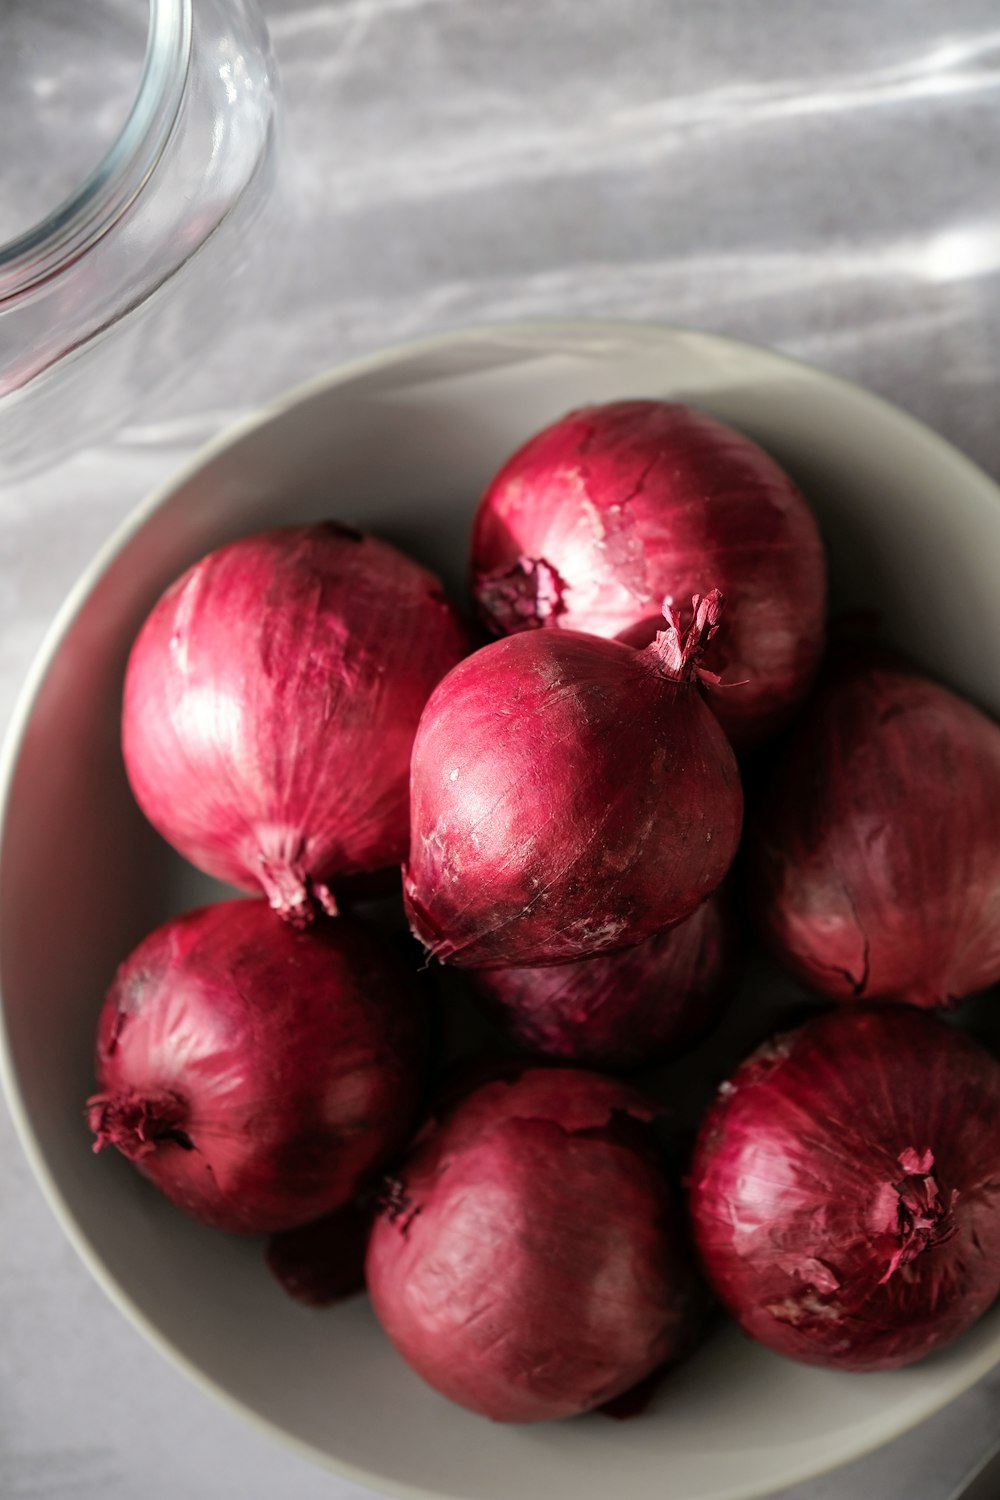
[3,1,1000,1496]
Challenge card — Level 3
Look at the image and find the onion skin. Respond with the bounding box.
[689,1007,1000,1371]
[88,901,427,1234]
[471,401,826,750]
[122,524,467,926]
[469,891,738,1070]
[748,646,1000,1007]
[404,598,743,969]
[366,1068,697,1422]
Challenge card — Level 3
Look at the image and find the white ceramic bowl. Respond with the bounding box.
[4,321,1000,1500]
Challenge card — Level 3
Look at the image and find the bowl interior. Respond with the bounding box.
[4,321,1000,1500]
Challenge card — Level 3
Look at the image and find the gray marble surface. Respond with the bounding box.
[4,1,1000,1496]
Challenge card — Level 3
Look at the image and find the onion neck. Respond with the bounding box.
[879,1148,957,1283]
[646,590,724,684]
[88,1088,192,1161]
[376,1175,422,1236]
[257,852,338,928]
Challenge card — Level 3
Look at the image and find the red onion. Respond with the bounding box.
[266,1199,371,1306]
[87,900,427,1233]
[366,1068,696,1421]
[404,593,743,969]
[122,524,467,926]
[689,1006,1000,1371]
[469,890,738,1070]
[748,645,1000,1007]
[471,400,827,749]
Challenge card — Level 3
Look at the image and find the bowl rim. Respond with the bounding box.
[4,314,1000,1500]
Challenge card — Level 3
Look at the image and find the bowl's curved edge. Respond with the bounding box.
[3,315,1000,1500]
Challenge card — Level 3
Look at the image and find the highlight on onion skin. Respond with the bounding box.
[689,1006,1000,1371]
[404,593,743,970]
[468,889,739,1071]
[747,644,1000,1008]
[122,523,468,927]
[470,400,827,751]
[87,900,428,1234]
[365,1068,698,1422]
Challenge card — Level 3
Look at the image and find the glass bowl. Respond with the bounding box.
[0,0,280,479]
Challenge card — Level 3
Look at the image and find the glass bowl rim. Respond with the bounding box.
[0,0,192,302]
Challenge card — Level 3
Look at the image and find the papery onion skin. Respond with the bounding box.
[471,400,827,750]
[366,1067,697,1422]
[689,1006,1000,1371]
[87,901,427,1234]
[748,645,1000,1007]
[403,596,743,969]
[122,524,468,926]
[469,890,738,1070]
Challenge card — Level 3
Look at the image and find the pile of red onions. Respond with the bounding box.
[84,396,1000,1426]
[366,1068,696,1421]
[748,644,1000,1007]
[689,1006,1000,1370]
[122,523,467,926]
[404,591,742,967]
[88,900,427,1233]
[470,400,827,749]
